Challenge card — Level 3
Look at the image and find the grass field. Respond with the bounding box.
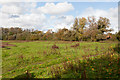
[1,41,119,79]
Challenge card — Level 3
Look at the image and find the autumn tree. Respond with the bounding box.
[73,17,87,41]
[30,34,39,40]
[86,16,112,41]
[55,28,67,40]
[0,16,115,41]
[61,29,72,41]
[87,16,99,41]
[97,17,112,34]
[42,29,53,40]
[78,17,87,40]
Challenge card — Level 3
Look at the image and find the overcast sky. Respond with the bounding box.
[0,1,118,33]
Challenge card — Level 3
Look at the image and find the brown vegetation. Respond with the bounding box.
[52,45,59,49]
[1,42,16,48]
[71,43,80,48]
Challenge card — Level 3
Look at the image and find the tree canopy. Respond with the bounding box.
[1,16,119,42]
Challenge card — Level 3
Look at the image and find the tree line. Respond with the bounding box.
[1,16,120,42]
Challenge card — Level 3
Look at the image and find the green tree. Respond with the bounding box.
[86,16,112,41]
[73,17,87,41]
[97,17,112,34]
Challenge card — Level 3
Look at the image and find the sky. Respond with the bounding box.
[0,1,119,33]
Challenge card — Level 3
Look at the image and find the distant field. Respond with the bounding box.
[1,41,119,78]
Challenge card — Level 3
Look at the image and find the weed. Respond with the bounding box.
[18,54,24,60]
[52,44,59,49]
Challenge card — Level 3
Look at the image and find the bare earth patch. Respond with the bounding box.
[7,40,31,43]
[1,42,16,48]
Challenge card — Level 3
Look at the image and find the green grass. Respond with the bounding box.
[2,41,119,79]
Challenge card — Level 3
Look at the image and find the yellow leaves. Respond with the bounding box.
[106,69,112,73]
[67,57,69,59]
[111,54,113,57]
[92,68,94,71]
[68,61,70,63]
[67,61,70,63]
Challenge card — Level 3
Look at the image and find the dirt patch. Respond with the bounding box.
[1,42,16,48]
[99,41,105,43]
[7,40,31,43]
[57,41,73,44]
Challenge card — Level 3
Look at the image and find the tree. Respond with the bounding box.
[86,16,112,41]
[55,28,67,40]
[73,17,87,41]
[87,16,99,41]
[97,17,112,34]
[30,34,39,40]
[78,17,87,41]
[1,16,115,42]
[61,29,72,41]
[45,29,53,40]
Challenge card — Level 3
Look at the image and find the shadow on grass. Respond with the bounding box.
[2,72,35,80]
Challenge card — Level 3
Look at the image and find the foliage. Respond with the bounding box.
[0,16,118,41]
